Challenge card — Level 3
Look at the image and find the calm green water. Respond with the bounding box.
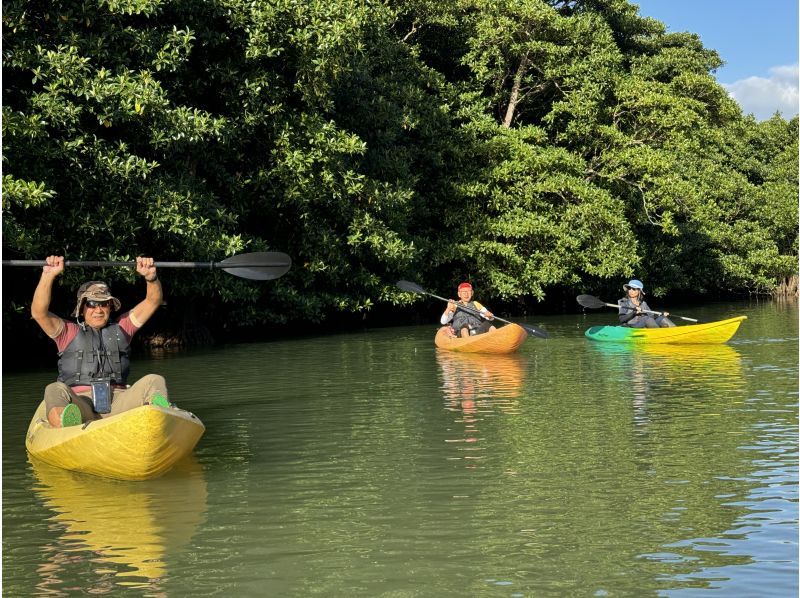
[3,300,797,597]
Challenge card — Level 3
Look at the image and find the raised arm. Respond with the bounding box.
[130,256,162,327]
[31,255,66,337]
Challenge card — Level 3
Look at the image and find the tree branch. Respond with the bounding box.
[502,52,530,128]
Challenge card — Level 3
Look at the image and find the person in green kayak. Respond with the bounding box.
[440,281,497,338]
[31,255,171,428]
[618,279,675,328]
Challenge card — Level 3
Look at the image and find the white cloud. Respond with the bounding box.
[722,64,799,121]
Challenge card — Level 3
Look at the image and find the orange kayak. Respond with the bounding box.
[434,323,528,354]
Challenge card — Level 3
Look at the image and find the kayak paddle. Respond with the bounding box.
[2,251,292,281]
[576,294,700,323]
[397,280,549,339]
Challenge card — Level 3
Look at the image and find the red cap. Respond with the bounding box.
[457,282,472,291]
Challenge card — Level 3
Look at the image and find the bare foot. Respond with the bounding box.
[47,407,64,428]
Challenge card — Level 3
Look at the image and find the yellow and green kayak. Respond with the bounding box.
[26,400,205,481]
[585,316,746,344]
[435,323,528,354]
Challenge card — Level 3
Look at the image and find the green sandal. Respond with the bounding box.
[150,394,170,408]
[60,403,82,427]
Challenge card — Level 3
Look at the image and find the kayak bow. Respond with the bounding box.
[26,401,205,480]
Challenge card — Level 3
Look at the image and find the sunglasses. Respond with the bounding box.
[85,299,111,309]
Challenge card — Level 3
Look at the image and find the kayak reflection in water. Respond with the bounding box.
[440,281,497,338]
[618,279,675,328]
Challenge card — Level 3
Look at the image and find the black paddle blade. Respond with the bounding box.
[220,252,291,280]
[396,280,426,294]
[521,323,549,339]
[576,294,606,309]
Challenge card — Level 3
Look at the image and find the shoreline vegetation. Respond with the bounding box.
[3,0,797,353]
[7,294,794,365]
[774,275,799,299]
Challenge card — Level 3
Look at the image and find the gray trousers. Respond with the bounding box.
[628,315,676,328]
[43,374,169,421]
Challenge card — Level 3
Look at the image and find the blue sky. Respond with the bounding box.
[634,0,799,120]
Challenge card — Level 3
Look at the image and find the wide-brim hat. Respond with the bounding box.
[71,281,121,317]
[622,279,645,294]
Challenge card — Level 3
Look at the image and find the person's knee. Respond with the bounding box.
[44,381,69,394]
[134,374,168,399]
[134,374,168,393]
[44,382,71,410]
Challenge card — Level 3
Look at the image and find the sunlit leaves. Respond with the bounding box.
[2,0,796,343]
[1,175,56,210]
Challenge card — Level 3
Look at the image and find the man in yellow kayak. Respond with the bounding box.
[440,281,497,338]
[618,279,675,328]
[31,255,170,428]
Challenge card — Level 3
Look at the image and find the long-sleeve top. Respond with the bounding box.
[618,296,653,326]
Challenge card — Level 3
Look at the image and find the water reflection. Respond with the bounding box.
[589,342,744,388]
[586,342,745,430]
[3,301,795,596]
[30,456,207,594]
[436,351,526,466]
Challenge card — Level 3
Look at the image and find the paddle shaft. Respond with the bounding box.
[414,288,548,336]
[421,290,509,325]
[598,300,698,323]
[2,259,286,269]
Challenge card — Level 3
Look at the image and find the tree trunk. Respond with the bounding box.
[772,274,799,299]
[502,53,530,128]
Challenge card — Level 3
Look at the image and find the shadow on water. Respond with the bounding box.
[28,456,207,594]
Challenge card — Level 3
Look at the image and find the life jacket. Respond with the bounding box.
[618,297,652,326]
[451,301,485,331]
[57,322,131,386]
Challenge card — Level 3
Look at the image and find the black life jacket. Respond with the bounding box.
[451,301,484,331]
[57,322,130,386]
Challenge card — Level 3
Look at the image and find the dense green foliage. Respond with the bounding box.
[3,0,797,342]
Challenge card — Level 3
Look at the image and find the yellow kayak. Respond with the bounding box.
[585,316,747,344]
[435,323,528,354]
[26,401,205,481]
